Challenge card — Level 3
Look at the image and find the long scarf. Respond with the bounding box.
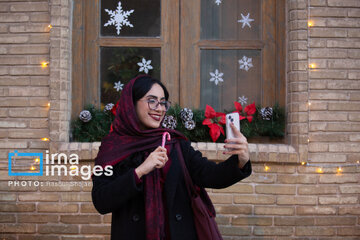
[94,75,187,240]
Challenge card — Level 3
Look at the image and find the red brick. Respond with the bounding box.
[60,215,101,224]
[61,193,91,202]
[298,186,337,195]
[275,216,315,226]
[337,227,360,236]
[18,193,59,202]
[9,129,48,139]
[37,204,78,213]
[232,216,272,226]
[80,225,111,234]
[340,185,360,194]
[215,205,252,214]
[38,224,78,234]
[233,195,275,204]
[295,226,335,236]
[61,237,102,240]
[297,206,336,215]
[255,185,296,195]
[277,175,317,184]
[328,0,360,7]
[18,236,59,240]
[80,204,98,213]
[213,184,253,193]
[315,216,356,225]
[9,23,50,33]
[319,174,358,184]
[30,12,50,22]
[10,2,49,12]
[0,214,16,223]
[255,206,294,215]
[208,194,232,204]
[18,214,58,223]
[339,206,360,215]
[310,7,347,17]
[1,224,36,233]
[8,45,49,54]
[277,196,316,205]
[0,35,29,44]
[9,66,49,76]
[310,28,347,38]
[253,227,293,236]
[0,193,16,201]
[0,203,35,212]
[218,226,251,236]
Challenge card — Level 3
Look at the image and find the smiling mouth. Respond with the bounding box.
[149,114,162,121]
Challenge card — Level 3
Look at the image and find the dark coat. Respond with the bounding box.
[92,139,252,240]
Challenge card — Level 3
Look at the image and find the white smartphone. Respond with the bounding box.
[225,112,240,141]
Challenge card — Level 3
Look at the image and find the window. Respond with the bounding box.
[72,0,285,118]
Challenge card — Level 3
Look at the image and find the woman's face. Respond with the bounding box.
[135,83,167,130]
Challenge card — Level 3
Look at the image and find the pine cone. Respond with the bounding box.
[104,103,115,113]
[162,115,177,129]
[79,110,92,122]
[180,108,194,122]
[260,107,273,120]
[184,120,196,130]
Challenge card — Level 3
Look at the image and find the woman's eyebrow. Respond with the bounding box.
[146,95,166,100]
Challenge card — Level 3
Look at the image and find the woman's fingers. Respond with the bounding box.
[155,146,167,153]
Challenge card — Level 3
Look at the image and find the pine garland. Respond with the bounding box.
[71,103,285,142]
[71,105,114,142]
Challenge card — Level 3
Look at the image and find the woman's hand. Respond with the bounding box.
[224,123,250,168]
[135,146,168,179]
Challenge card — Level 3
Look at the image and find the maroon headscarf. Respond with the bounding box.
[95,75,187,240]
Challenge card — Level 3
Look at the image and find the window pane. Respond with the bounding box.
[100,47,161,107]
[200,49,261,112]
[101,0,161,37]
[201,0,261,40]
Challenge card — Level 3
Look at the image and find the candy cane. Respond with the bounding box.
[161,132,171,148]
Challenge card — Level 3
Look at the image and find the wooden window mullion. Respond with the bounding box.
[180,0,201,109]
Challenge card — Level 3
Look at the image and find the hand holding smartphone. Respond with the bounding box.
[225,112,240,142]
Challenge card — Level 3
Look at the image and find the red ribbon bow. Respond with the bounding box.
[202,105,226,142]
[234,101,256,123]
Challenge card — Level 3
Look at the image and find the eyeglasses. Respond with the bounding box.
[141,98,171,111]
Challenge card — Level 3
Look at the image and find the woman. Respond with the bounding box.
[92,75,252,240]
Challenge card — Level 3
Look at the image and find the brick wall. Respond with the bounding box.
[0,0,359,239]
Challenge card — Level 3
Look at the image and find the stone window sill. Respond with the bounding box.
[56,142,298,164]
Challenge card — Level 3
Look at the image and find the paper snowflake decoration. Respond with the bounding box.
[209,69,224,85]
[215,0,222,5]
[238,56,253,71]
[104,1,134,35]
[137,58,153,74]
[238,96,248,106]
[114,81,124,91]
[237,13,254,28]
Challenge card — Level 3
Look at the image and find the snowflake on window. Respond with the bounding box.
[104,1,134,35]
[238,56,253,71]
[209,69,224,85]
[238,95,248,106]
[215,0,222,5]
[237,13,254,28]
[137,58,153,74]
[114,81,124,91]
